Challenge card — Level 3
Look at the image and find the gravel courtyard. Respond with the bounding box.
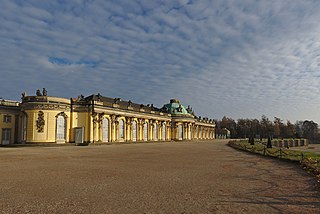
[0,140,319,213]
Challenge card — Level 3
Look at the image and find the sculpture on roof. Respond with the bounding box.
[97,93,101,101]
[42,88,47,96]
[77,94,85,101]
[21,92,26,99]
[36,89,42,96]
[114,98,121,104]
[161,105,168,113]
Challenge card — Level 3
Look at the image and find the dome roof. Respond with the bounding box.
[162,99,192,116]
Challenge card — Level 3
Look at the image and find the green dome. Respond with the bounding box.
[163,99,191,115]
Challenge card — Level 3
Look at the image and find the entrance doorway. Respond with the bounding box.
[1,128,11,145]
[56,115,66,143]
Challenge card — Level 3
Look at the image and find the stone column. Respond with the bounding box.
[175,124,179,140]
[196,125,199,139]
[125,117,132,142]
[159,121,163,140]
[167,121,172,140]
[158,122,162,141]
[188,123,192,140]
[110,115,117,142]
[92,112,98,143]
[149,120,154,141]
[98,113,105,142]
[137,118,143,141]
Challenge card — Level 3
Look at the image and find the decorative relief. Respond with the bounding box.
[92,112,98,124]
[36,111,45,132]
[138,118,144,125]
[126,117,132,126]
[110,115,118,124]
[31,104,70,110]
[56,112,67,118]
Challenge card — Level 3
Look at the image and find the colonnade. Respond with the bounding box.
[92,114,172,142]
[92,113,215,143]
[173,123,215,141]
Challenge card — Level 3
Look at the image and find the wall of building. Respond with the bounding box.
[1,94,216,145]
[24,109,71,143]
[0,113,17,144]
[0,100,20,145]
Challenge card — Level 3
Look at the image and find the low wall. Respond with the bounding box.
[272,139,308,148]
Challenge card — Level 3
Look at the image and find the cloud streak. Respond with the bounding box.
[1,0,320,123]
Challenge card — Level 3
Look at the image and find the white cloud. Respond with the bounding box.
[1,0,320,123]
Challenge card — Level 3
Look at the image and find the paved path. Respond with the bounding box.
[0,140,319,213]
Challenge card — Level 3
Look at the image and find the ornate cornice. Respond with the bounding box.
[22,103,70,111]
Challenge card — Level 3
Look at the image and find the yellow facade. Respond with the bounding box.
[0,100,19,145]
[0,92,215,145]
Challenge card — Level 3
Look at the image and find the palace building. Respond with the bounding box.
[0,89,215,145]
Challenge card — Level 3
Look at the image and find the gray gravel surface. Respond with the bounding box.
[0,140,319,213]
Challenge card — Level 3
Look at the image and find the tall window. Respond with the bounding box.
[21,113,27,142]
[162,124,166,140]
[153,123,158,140]
[119,119,125,140]
[178,124,183,140]
[56,115,66,142]
[3,115,11,123]
[102,118,109,142]
[143,122,148,141]
[132,121,137,141]
[1,128,11,145]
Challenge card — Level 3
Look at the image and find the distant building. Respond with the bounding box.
[0,90,215,144]
[215,128,230,139]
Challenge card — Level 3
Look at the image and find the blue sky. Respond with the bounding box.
[1,0,320,123]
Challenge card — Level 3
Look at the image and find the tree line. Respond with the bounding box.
[215,115,320,142]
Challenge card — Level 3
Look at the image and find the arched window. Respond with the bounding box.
[119,119,125,141]
[56,113,67,143]
[143,122,148,141]
[102,118,109,142]
[153,123,158,140]
[178,124,183,140]
[162,124,166,141]
[132,120,137,141]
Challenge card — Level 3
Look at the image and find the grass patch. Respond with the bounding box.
[228,140,320,181]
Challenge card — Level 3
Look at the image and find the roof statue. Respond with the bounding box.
[36,89,42,96]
